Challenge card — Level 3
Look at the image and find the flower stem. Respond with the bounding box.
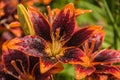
[102,0,120,49]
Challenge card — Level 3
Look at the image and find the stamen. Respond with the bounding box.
[52,40,62,56]
[50,27,63,56]
[83,41,89,53]
[16,59,27,75]
[44,13,48,19]
[46,6,53,24]
[91,62,103,66]
[11,60,27,80]
[4,68,19,79]
[11,60,23,76]
[55,28,60,40]
[88,39,96,56]
[31,63,39,76]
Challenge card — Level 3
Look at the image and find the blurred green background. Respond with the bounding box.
[35,0,120,79]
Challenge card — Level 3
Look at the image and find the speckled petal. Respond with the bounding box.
[66,26,102,47]
[58,48,88,64]
[52,3,75,41]
[28,6,51,41]
[93,50,120,64]
[74,65,95,79]
[40,56,63,74]
[95,65,120,79]
[3,35,48,57]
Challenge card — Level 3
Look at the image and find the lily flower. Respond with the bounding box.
[1,43,63,80]
[2,3,103,79]
[73,30,120,79]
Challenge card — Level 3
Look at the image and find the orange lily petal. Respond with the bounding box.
[95,65,120,79]
[2,35,48,57]
[41,0,51,5]
[27,6,51,41]
[40,56,63,74]
[58,47,87,64]
[63,3,75,11]
[75,9,92,17]
[52,3,76,41]
[49,62,64,74]
[74,65,95,79]
[66,26,103,47]
[9,21,22,37]
[93,50,120,64]
[9,21,21,28]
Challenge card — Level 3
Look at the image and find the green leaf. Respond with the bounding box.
[57,64,75,80]
[17,4,35,35]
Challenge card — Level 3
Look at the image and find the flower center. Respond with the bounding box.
[46,28,64,57]
[52,40,62,56]
[80,56,92,67]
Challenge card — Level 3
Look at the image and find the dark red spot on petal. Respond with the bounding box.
[58,48,85,64]
[28,6,51,41]
[93,50,120,64]
[66,26,102,47]
[52,7,75,41]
